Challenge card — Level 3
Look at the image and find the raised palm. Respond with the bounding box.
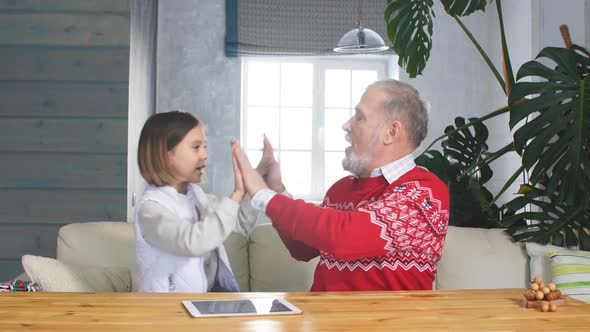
[256,135,285,193]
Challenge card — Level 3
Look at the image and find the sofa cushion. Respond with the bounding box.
[525,242,588,284]
[224,232,250,292]
[436,226,528,290]
[248,224,318,292]
[57,222,135,267]
[22,255,131,292]
[57,221,139,291]
[57,221,250,292]
[550,250,590,303]
[525,242,562,283]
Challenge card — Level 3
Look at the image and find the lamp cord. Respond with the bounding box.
[356,0,363,28]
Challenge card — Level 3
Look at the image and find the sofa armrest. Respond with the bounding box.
[436,226,529,290]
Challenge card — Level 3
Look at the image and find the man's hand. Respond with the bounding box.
[255,134,272,176]
[255,135,285,193]
[232,139,268,196]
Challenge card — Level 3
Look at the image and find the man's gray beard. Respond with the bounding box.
[342,151,371,176]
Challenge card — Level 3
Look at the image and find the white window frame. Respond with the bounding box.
[241,55,397,201]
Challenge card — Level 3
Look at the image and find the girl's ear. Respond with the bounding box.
[384,120,402,145]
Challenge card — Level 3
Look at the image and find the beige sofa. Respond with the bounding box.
[20,222,530,292]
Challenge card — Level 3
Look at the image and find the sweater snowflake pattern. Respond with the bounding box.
[267,167,450,291]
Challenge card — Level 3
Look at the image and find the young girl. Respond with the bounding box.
[134,110,258,292]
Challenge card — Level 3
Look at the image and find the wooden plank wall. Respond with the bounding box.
[0,0,130,280]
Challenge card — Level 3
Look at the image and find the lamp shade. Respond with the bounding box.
[333,27,390,53]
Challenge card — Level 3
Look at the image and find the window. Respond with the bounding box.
[241,56,397,200]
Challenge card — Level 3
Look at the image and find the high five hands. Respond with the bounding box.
[230,135,284,197]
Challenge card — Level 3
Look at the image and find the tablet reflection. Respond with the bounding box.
[194,300,256,314]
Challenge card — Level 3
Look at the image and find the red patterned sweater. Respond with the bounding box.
[267,166,449,291]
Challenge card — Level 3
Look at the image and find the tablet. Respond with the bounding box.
[182,298,302,318]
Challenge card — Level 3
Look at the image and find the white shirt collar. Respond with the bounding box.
[368,153,416,184]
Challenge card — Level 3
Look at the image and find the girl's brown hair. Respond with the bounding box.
[137,111,200,186]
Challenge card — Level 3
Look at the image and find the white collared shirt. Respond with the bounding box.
[251,153,416,211]
[368,153,416,184]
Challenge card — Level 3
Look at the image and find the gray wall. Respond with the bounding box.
[0,0,129,280]
[403,0,589,204]
[400,1,532,205]
[156,0,240,196]
[153,0,589,208]
[153,0,531,203]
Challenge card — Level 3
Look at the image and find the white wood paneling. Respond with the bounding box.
[0,225,61,259]
[0,0,130,281]
[0,47,129,82]
[0,0,129,13]
[0,118,127,153]
[0,153,126,189]
[0,12,129,47]
[0,82,127,118]
[0,189,126,224]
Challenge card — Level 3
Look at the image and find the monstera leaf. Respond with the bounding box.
[440,0,489,16]
[385,0,488,77]
[415,150,455,185]
[502,187,590,250]
[416,117,501,228]
[509,46,590,206]
[441,117,493,183]
[573,45,590,74]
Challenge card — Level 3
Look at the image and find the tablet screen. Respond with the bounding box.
[183,298,301,317]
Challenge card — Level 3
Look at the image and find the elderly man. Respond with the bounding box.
[233,79,450,291]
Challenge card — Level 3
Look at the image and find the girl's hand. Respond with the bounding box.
[231,139,268,196]
[230,142,245,203]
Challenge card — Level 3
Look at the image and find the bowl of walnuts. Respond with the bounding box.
[523,275,564,312]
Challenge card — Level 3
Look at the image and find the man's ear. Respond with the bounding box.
[384,120,402,145]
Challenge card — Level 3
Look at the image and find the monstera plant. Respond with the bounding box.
[385,0,590,249]
[415,117,502,229]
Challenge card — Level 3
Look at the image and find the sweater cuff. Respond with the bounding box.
[250,188,277,211]
[264,193,291,224]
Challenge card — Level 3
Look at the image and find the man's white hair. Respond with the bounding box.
[367,79,430,148]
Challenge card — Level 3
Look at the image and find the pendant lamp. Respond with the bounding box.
[333,0,390,53]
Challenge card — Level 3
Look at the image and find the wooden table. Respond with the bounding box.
[1,289,589,331]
